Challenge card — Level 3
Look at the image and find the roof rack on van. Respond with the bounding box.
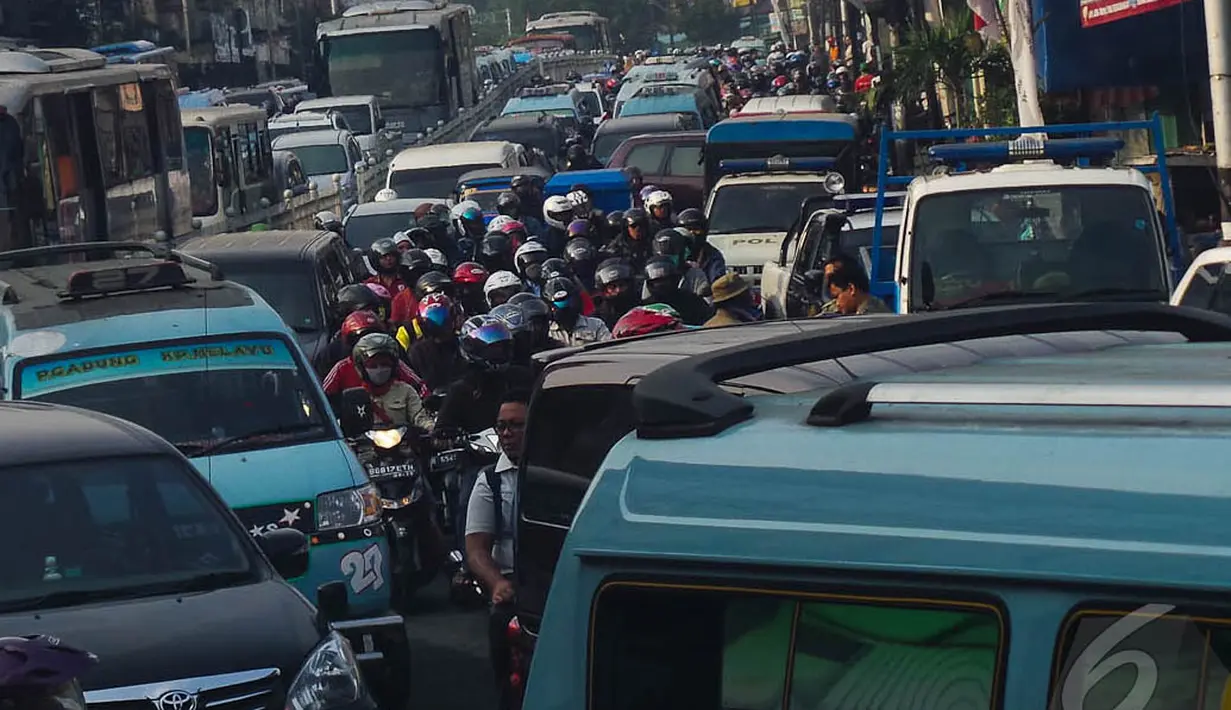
[631,303,1231,439]
[0,242,225,287]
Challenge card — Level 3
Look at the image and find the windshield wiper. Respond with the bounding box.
[1057,287,1169,302]
[141,570,254,596]
[937,290,1053,310]
[0,587,153,613]
[192,423,326,458]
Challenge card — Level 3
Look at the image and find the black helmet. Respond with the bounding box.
[496,191,521,217]
[459,315,514,370]
[479,233,514,271]
[352,333,402,385]
[566,144,589,165]
[644,255,679,283]
[652,228,689,258]
[414,271,454,300]
[336,284,381,318]
[676,208,708,233]
[540,257,572,283]
[624,208,650,236]
[508,291,551,329]
[314,211,342,233]
[405,226,434,249]
[400,248,433,281]
[543,276,580,310]
[606,210,625,231]
[489,303,528,336]
[371,238,398,257]
[594,258,633,289]
[564,237,596,266]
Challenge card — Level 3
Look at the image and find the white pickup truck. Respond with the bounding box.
[1172,245,1231,313]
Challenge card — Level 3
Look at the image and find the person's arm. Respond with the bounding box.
[403,387,435,432]
[464,476,513,602]
[321,359,348,395]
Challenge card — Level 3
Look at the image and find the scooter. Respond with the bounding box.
[349,424,445,605]
[430,427,501,607]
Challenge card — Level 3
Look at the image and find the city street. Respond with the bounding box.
[404,578,497,710]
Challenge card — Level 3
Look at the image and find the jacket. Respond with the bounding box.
[548,315,612,346]
[369,380,435,431]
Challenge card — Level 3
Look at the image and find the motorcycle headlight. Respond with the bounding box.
[365,427,407,450]
[285,632,369,710]
[317,484,382,531]
[824,171,846,194]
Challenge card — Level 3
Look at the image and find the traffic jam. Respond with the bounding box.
[0,6,1229,710]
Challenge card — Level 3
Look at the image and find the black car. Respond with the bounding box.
[469,114,568,170]
[0,400,374,710]
[179,230,357,377]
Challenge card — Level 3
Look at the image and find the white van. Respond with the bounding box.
[386,141,528,199]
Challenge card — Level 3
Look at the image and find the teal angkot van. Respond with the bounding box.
[0,242,409,702]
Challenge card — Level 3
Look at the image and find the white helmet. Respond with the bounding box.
[451,200,482,221]
[424,248,447,267]
[645,190,673,209]
[543,195,574,230]
[374,188,398,202]
[392,231,412,248]
[488,215,516,232]
[514,240,548,262]
[484,270,522,300]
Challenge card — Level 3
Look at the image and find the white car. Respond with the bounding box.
[1172,245,1231,313]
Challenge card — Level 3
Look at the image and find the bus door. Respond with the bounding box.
[69,90,110,242]
[215,125,245,218]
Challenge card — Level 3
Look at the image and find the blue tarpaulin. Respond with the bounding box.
[706,113,859,143]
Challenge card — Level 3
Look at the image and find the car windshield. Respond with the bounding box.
[709,182,829,234]
[346,211,417,251]
[331,106,373,135]
[19,337,330,458]
[212,266,322,331]
[325,30,443,108]
[284,144,349,176]
[909,185,1167,309]
[1179,261,1231,315]
[0,456,253,612]
[473,128,558,156]
[462,189,502,213]
[183,127,217,218]
[389,163,494,199]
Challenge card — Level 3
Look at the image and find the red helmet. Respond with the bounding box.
[342,310,385,349]
[612,305,684,339]
[771,75,789,89]
[452,261,490,285]
[417,292,459,334]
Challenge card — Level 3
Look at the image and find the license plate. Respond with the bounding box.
[367,463,417,478]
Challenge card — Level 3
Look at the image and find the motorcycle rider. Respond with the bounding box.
[407,293,467,392]
[479,233,517,274]
[510,174,544,221]
[389,249,434,333]
[320,284,384,375]
[564,237,599,292]
[0,634,97,710]
[593,258,641,328]
[602,208,652,270]
[651,228,711,298]
[507,292,568,359]
[436,316,534,436]
[366,238,407,294]
[541,257,597,316]
[676,208,728,284]
[484,270,524,309]
[566,187,607,241]
[644,190,675,234]
[643,255,713,325]
[496,190,545,239]
[513,241,550,296]
[352,333,435,431]
[541,195,575,255]
[545,277,612,346]
[324,311,428,399]
[452,261,491,316]
[564,143,601,171]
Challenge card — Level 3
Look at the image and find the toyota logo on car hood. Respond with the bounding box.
[154,690,198,710]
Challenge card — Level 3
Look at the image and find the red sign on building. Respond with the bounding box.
[1080,0,1189,27]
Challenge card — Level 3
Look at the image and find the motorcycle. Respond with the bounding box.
[348,422,446,605]
[430,427,502,607]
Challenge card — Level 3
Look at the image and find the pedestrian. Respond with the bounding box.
[705,272,763,326]
[464,389,529,710]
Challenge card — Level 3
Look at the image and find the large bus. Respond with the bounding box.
[0,47,190,251]
[525,11,612,52]
[316,0,479,139]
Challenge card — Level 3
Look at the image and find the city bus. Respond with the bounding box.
[316,0,479,139]
[525,11,611,52]
[0,47,190,251]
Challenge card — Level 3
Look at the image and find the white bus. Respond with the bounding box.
[525,11,612,52]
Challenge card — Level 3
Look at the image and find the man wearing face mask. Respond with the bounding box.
[643,256,713,326]
[545,277,611,346]
[351,333,435,431]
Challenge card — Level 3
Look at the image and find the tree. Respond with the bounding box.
[674,0,740,45]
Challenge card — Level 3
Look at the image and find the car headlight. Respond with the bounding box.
[317,484,382,531]
[285,632,368,710]
[824,171,846,194]
[365,427,406,449]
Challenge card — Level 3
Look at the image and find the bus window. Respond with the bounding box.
[120,87,155,181]
[94,87,124,187]
[146,79,184,172]
[183,127,216,217]
[238,122,266,185]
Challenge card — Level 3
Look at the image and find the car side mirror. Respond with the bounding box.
[338,387,373,438]
[803,269,827,297]
[316,581,350,631]
[257,527,309,579]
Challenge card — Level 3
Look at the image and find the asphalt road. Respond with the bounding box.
[402,576,497,710]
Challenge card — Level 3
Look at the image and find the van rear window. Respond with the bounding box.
[1052,606,1231,710]
[591,583,1004,710]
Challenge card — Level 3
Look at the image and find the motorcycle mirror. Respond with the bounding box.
[338,387,374,438]
[316,581,350,631]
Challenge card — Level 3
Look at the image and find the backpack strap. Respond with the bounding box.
[485,464,503,542]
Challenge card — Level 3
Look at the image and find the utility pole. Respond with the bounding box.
[1205,0,1231,241]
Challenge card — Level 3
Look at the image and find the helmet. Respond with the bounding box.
[484,270,523,307]
[451,200,484,236]
[314,211,342,233]
[606,210,625,231]
[514,241,549,283]
[424,248,448,270]
[417,292,458,336]
[566,189,591,215]
[0,635,96,705]
[639,185,660,202]
[676,208,707,234]
[496,191,521,217]
[479,233,514,272]
[564,237,597,268]
[540,257,572,282]
[594,258,633,291]
[392,231,413,250]
[400,248,433,284]
[652,228,689,259]
[405,226,434,248]
[342,310,385,349]
[363,282,392,319]
[459,315,514,370]
[415,271,453,300]
[452,261,489,285]
[450,199,482,222]
[543,195,574,230]
[543,276,579,311]
[371,238,398,258]
[352,333,401,386]
[487,215,516,233]
[489,302,528,336]
[566,219,590,239]
[497,219,528,244]
[645,190,673,210]
[374,188,398,202]
[613,305,685,338]
[644,255,679,283]
[336,284,381,318]
[624,208,650,238]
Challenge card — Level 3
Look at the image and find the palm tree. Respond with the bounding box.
[890,7,992,127]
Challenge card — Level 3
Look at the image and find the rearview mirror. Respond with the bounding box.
[257,527,309,579]
[338,387,373,438]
